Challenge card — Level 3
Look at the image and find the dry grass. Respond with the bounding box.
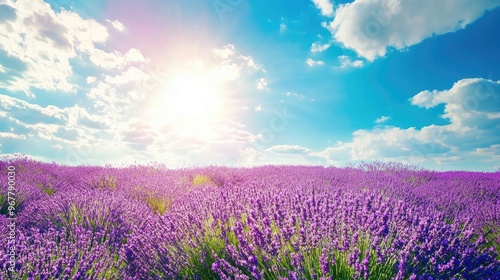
[192,174,213,186]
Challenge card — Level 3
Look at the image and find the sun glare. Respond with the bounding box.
[168,72,216,117]
[148,62,229,135]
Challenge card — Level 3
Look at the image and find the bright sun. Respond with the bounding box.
[170,73,212,115]
[148,62,228,134]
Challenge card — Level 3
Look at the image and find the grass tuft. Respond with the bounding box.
[0,193,9,215]
[36,182,56,196]
[192,174,213,186]
[146,195,173,215]
[43,187,56,196]
[93,176,118,191]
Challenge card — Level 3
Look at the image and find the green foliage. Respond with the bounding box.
[146,194,172,215]
[129,185,144,200]
[176,217,230,279]
[36,182,56,196]
[0,192,24,216]
[482,224,500,259]
[0,193,9,215]
[130,185,172,215]
[43,187,56,196]
[170,214,400,280]
[93,176,118,191]
[53,203,111,245]
[95,254,128,279]
[192,174,213,186]
[402,175,430,187]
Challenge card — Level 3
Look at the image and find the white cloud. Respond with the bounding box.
[348,127,425,160]
[410,78,500,131]
[0,0,76,94]
[306,58,325,67]
[315,142,352,162]
[0,0,146,95]
[474,144,500,161]
[107,19,124,32]
[89,49,127,69]
[311,0,335,17]
[0,93,110,130]
[375,115,391,124]
[256,78,268,91]
[266,145,313,155]
[315,78,500,170]
[310,42,331,52]
[51,144,63,150]
[255,104,262,111]
[126,48,147,62]
[87,48,147,70]
[0,132,26,140]
[338,55,364,68]
[1,87,258,166]
[212,44,236,59]
[240,55,260,70]
[279,23,287,34]
[86,76,97,84]
[210,44,263,84]
[328,0,500,61]
[284,92,305,99]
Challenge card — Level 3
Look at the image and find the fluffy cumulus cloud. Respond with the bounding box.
[256,78,269,91]
[306,58,325,67]
[316,142,352,162]
[106,19,125,32]
[138,120,260,166]
[375,115,390,124]
[212,44,236,59]
[316,78,500,170]
[311,0,335,17]
[257,144,327,166]
[0,0,148,95]
[266,145,313,155]
[328,0,500,61]
[310,42,331,52]
[0,132,26,140]
[474,144,500,162]
[338,55,364,68]
[211,44,263,80]
[410,78,500,131]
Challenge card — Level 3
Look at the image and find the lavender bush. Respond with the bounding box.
[0,158,499,279]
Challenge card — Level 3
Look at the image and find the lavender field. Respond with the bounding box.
[1,158,499,279]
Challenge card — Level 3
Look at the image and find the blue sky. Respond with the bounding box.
[0,0,499,171]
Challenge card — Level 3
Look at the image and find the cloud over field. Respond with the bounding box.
[258,78,499,170]
[317,78,500,169]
